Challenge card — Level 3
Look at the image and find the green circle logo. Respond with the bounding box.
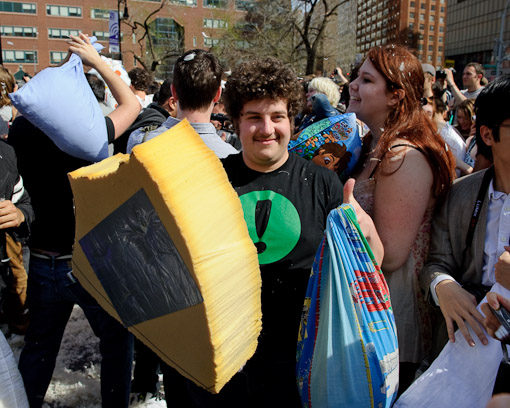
[239,191,301,265]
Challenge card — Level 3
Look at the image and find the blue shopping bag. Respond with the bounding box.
[297,204,399,408]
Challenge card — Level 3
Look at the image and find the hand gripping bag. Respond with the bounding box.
[288,113,362,179]
[394,282,510,408]
[9,38,108,162]
[297,204,399,408]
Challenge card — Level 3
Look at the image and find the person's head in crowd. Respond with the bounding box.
[306,77,340,109]
[128,67,152,93]
[455,98,475,136]
[421,97,434,119]
[422,63,436,98]
[475,75,510,163]
[348,44,455,200]
[0,66,16,108]
[211,101,227,130]
[431,96,448,121]
[147,80,160,95]
[462,62,484,92]
[154,77,177,116]
[85,73,106,102]
[223,57,303,172]
[172,49,222,113]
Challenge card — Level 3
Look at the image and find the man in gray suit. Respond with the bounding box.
[421,76,510,350]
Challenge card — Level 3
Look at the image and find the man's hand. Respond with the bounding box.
[481,292,510,343]
[495,246,510,290]
[445,68,455,87]
[436,280,488,346]
[0,200,24,229]
[343,178,384,266]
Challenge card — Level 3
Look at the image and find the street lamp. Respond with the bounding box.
[117,0,129,61]
[496,0,510,78]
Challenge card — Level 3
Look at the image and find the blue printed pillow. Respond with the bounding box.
[9,39,108,162]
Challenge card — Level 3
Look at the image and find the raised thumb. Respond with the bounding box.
[343,178,356,204]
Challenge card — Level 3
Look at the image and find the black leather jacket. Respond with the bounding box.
[0,139,34,307]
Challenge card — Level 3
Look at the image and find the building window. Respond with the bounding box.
[438,46,443,52]
[420,2,425,9]
[203,18,228,29]
[0,1,35,13]
[1,26,37,37]
[440,17,444,23]
[170,0,197,5]
[429,15,435,22]
[429,35,434,41]
[93,31,110,41]
[409,22,414,30]
[410,1,415,7]
[204,37,220,47]
[203,0,228,9]
[418,44,423,51]
[419,24,425,30]
[151,17,180,46]
[428,55,432,62]
[437,56,442,63]
[439,26,444,33]
[235,0,254,11]
[428,45,433,51]
[50,51,68,64]
[439,36,443,43]
[441,6,445,12]
[429,25,434,31]
[192,36,197,47]
[48,28,80,39]
[410,12,415,18]
[431,5,435,11]
[91,8,110,19]
[2,49,37,63]
[47,5,81,17]
[420,14,424,21]
[236,40,250,48]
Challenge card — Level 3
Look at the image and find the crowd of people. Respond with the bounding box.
[0,32,509,408]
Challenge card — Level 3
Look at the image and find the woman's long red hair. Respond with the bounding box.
[365,45,456,201]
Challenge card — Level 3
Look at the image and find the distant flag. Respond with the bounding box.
[109,11,120,54]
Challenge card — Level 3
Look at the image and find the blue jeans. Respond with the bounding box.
[19,256,133,408]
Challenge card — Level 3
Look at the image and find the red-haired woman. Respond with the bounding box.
[347,44,456,393]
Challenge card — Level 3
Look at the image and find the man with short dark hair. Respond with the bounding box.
[422,76,510,360]
[127,49,237,158]
[445,62,485,106]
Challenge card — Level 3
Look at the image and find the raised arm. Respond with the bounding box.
[445,68,466,106]
[67,33,140,139]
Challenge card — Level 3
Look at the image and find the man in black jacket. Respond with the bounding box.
[0,139,33,318]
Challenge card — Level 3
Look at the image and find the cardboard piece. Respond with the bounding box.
[68,120,262,393]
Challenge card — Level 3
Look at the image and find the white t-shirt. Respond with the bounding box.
[438,123,466,177]
[461,86,484,100]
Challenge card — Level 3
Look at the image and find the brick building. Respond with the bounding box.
[334,0,447,72]
[0,0,253,77]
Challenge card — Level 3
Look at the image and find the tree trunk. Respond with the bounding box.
[306,48,316,75]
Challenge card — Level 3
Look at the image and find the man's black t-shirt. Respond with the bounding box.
[221,153,343,362]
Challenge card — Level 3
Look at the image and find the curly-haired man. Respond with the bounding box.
[189,57,343,406]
